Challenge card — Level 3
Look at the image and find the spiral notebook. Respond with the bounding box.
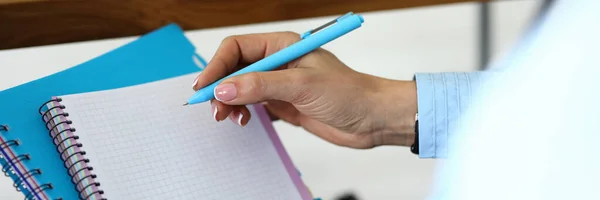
[0,23,310,200]
[38,73,310,199]
[0,24,202,199]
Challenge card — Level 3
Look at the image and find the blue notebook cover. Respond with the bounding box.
[0,158,30,196]
[0,24,205,200]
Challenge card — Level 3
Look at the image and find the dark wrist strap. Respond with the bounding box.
[410,116,419,155]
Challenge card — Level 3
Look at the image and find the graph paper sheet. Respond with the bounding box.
[58,74,307,199]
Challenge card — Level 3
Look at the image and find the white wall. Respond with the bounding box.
[0,1,541,199]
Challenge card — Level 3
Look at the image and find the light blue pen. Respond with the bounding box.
[185,12,364,105]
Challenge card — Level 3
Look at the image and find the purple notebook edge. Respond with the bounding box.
[252,104,312,200]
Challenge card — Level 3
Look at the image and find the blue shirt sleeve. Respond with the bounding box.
[413,72,494,158]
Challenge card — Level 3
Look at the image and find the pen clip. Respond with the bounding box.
[300,12,355,39]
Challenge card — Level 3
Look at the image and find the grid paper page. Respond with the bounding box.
[59,74,303,200]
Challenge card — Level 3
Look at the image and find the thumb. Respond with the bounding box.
[214,70,313,105]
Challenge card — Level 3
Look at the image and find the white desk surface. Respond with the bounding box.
[0,1,538,199]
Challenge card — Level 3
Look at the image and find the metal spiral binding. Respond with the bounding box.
[0,151,48,198]
[13,169,41,191]
[1,155,29,176]
[0,139,20,153]
[0,157,15,176]
[0,141,22,177]
[40,98,106,200]
[2,123,56,199]
[0,125,32,197]
[24,183,53,200]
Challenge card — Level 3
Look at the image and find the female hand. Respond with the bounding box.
[192,32,418,149]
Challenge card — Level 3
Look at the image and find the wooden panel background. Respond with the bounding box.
[0,0,479,50]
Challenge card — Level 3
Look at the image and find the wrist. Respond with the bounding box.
[374,79,418,147]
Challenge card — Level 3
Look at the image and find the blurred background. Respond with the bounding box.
[0,0,544,199]
[272,2,542,199]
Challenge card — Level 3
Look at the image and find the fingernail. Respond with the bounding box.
[228,112,236,122]
[214,83,237,102]
[212,103,218,121]
[192,76,199,88]
[237,113,244,126]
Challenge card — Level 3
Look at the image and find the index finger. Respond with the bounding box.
[192,32,301,91]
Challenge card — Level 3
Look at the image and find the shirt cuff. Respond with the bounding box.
[414,72,480,158]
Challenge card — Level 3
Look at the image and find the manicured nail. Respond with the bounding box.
[192,76,199,88]
[228,112,236,122]
[212,103,218,121]
[237,113,244,126]
[214,83,237,102]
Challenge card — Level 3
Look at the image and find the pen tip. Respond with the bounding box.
[183,103,189,106]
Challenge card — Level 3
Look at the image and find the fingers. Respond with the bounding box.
[198,32,304,127]
[211,100,234,122]
[212,99,251,126]
[219,100,300,126]
[227,105,251,126]
[192,32,301,91]
[214,69,315,105]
